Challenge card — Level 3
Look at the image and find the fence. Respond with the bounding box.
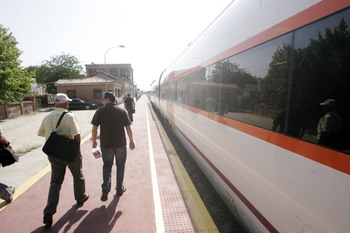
[0,101,36,119]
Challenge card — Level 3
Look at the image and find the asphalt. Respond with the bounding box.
[0,106,98,189]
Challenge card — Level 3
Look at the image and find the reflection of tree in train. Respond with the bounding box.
[260,18,350,140]
[293,18,350,130]
[259,45,290,108]
[260,19,349,109]
[203,18,349,142]
[209,60,258,112]
[210,61,257,87]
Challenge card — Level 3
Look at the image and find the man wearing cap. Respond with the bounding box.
[317,99,344,148]
[91,91,135,202]
[38,93,89,227]
[0,124,16,204]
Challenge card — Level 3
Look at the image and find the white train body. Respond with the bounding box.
[151,0,350,232]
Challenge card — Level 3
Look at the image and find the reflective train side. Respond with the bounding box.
[151,0,350,232]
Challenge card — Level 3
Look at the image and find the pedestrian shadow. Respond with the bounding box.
[30,195,121,233]
[30,204,88,233]
[73,194,122,233]
[0,200,9,209]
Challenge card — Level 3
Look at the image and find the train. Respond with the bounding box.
[150,0,350,233]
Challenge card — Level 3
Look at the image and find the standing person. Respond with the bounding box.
[317,99,344,149]
[124,93,135,122]
[38,93,89,227]
[91,91,135,202]
[272,107,307,138]
[0,124,15,204]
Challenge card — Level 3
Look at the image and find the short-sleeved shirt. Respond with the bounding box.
[317,111,343,138]
[91,103,131,149]
[38,108,80,141]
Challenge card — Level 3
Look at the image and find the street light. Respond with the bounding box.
[104,45,126,91]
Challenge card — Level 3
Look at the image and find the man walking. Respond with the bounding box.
[91,91,135,201]
[38,93,89,227]
[0,124,15,204]
[124,93,135,122]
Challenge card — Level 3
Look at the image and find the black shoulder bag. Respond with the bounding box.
[42,112,79,162]
[0,143,19,167]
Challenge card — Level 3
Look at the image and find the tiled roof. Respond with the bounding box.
[55,71,123,86]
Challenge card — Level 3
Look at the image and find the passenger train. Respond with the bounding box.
[150,0,350,232]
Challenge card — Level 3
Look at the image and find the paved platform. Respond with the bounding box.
[0,96,218,233]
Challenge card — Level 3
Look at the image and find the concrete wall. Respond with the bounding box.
[0,101,35,119]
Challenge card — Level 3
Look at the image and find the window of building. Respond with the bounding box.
[67,90,76,98]
[93,89,102,100]
[88,69,97,75]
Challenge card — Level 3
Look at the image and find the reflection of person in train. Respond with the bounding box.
[272,107,306,138]
[317,99,344,149]
[218,95,228,116]
[192,95,200,108]
[206,97,216,112]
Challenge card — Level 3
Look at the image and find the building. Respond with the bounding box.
[86,63,135,95]
[55,64,135,105]
[86,63,133,80]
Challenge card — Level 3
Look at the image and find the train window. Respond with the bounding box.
[204,64,221,113]
[164,6,350,153]
[290,7,350,152]
[176,77,189,104]
[187,69,206,109]
[215,34,293,130]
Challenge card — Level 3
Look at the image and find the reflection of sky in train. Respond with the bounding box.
[295,10,350,49]
[163,0,321,80]
[226,34,292,79]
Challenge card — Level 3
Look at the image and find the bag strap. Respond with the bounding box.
[55,112,68,129]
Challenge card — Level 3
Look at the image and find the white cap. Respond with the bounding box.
[55,93,72,103]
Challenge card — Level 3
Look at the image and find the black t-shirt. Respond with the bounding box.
[91,103,131,149]
[124,97,134,110]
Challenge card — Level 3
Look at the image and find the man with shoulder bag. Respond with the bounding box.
[38,93,89,227]
[0,124,16,204]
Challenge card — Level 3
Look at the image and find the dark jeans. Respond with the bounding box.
[127,109,134,122]
[44,152,86,215]
[101,146,127,192]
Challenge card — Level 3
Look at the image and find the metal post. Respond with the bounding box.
[104,45,125,91]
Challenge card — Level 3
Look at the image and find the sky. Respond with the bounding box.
[0,0,233,91]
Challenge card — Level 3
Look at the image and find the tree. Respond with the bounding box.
[34,53,84,93]
[258,45,291,108]
[0,25,34,104]
[211,60,257,87]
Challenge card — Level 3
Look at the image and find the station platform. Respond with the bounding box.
[0,96,218,233]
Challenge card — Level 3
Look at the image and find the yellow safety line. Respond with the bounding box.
[0,133,92,211]
[148,101,219,233]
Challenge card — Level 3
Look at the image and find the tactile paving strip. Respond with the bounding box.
[154,152,197,233]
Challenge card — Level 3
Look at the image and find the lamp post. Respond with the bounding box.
[104,45,126,91]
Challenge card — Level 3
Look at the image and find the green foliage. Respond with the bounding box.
[293,18,350,107]
[211,60,257,87]
[34,53,84,93]
[259,45,291,107]
[258,18,350,111]
[0,25,34,104]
